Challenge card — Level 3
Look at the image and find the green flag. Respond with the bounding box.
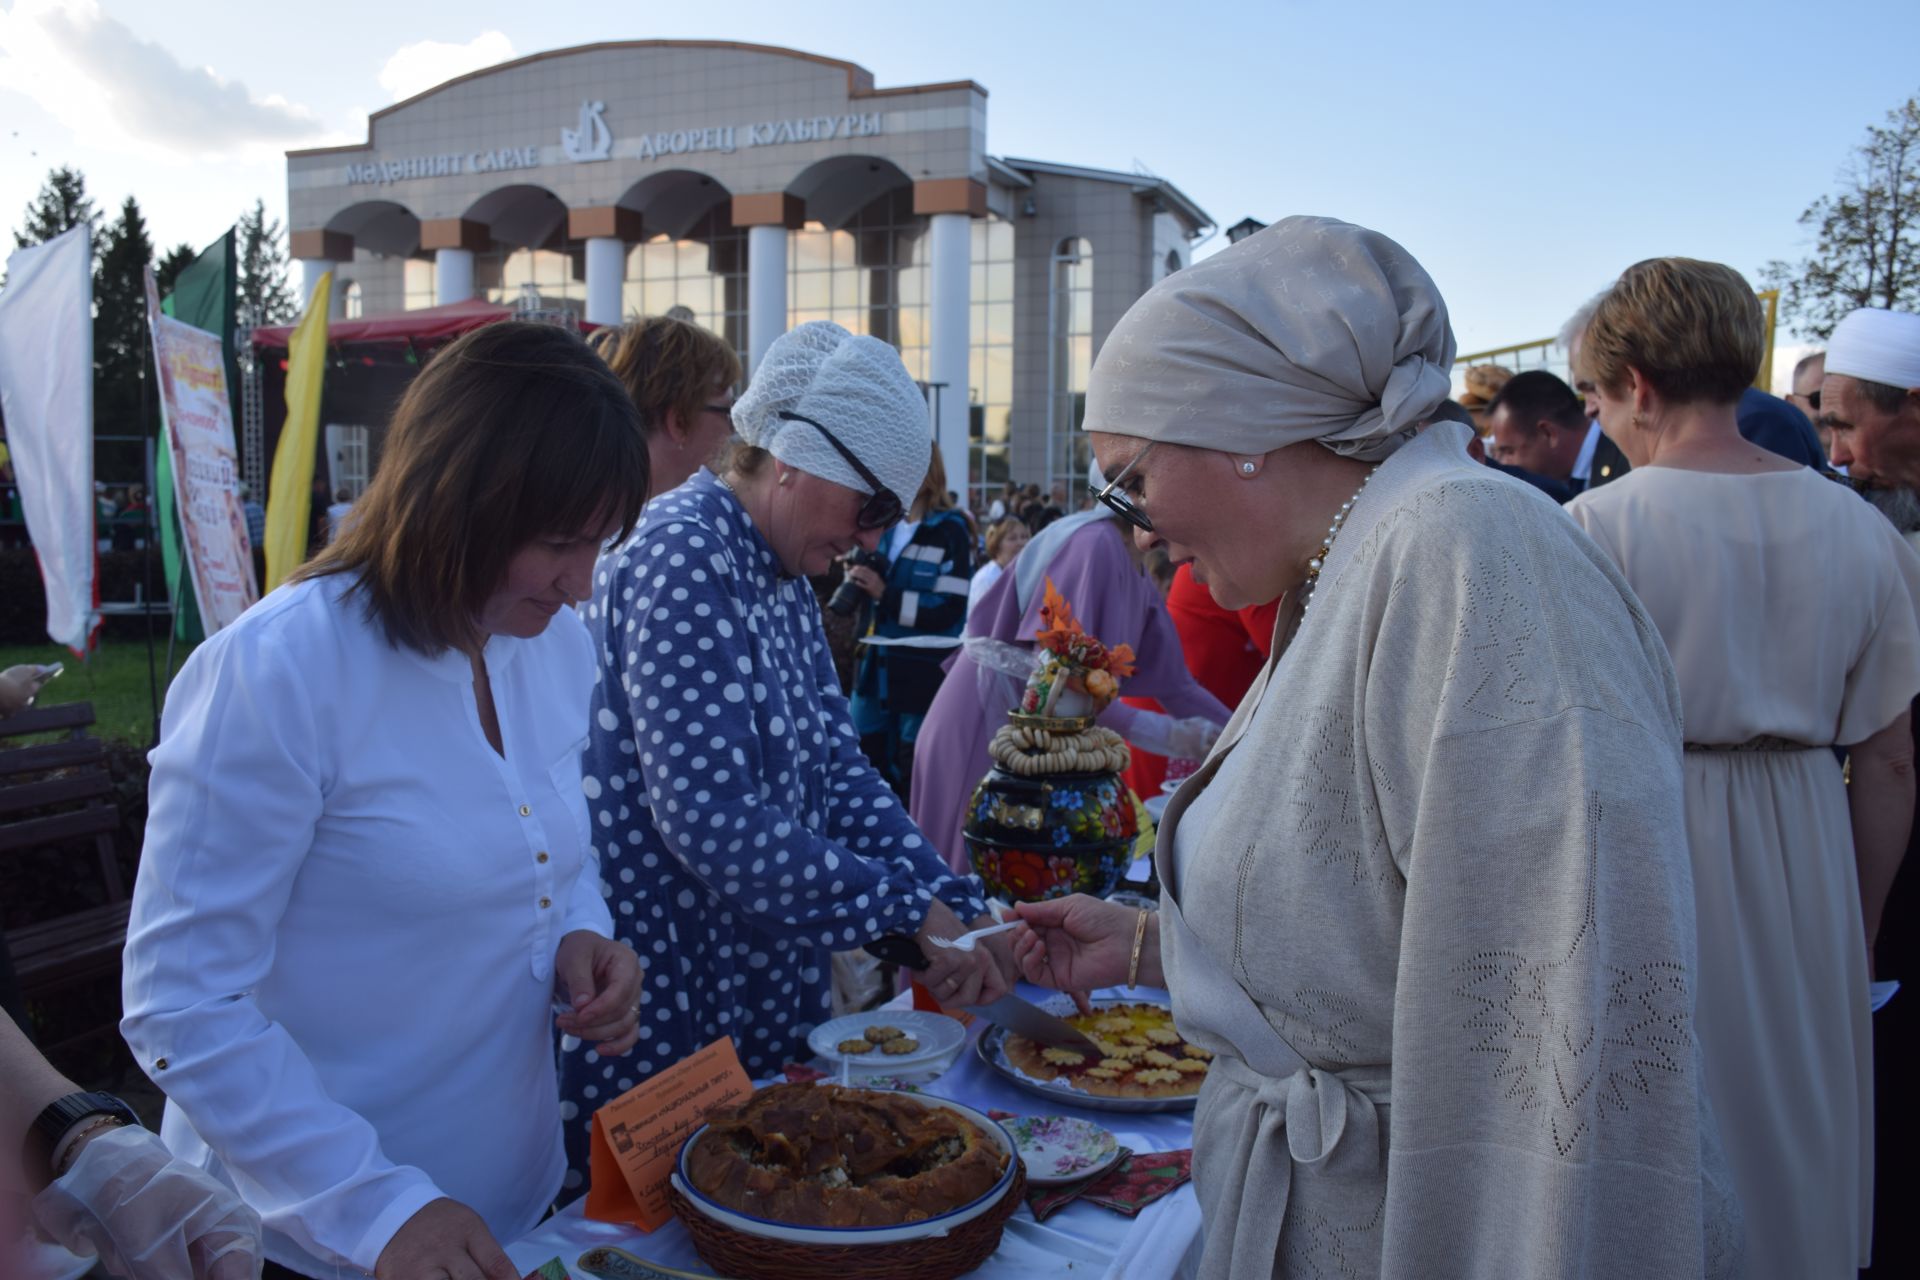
[157,231,238,644]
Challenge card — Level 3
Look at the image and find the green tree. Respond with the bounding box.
[236,198,297,324]
[13,165,99,258]
[155,242,197,297]
[93,196,156,481]
[1764,91,1920,339]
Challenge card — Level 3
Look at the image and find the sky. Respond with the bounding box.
[2,0,1917,361]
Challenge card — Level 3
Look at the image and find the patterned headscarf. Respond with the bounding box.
[1085,216,1456,462]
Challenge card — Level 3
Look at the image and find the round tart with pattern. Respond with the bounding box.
[1003,1001,1209,1100]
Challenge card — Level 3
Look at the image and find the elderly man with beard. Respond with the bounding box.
[1820,304,1920,1278]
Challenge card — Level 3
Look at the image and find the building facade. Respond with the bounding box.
[287,40,1212,502]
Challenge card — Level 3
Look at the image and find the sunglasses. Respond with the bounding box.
[1094,441,1157,532]
[776,411,903,529]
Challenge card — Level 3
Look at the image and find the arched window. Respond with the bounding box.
[342,281,363,320]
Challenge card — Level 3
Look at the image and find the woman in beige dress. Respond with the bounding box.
[1007,218,1739,1280]
[1564,258,1920,1278]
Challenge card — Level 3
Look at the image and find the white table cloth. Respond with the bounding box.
[507,985,1203,1280]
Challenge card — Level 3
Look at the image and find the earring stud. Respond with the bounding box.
[1240,462,1255,475]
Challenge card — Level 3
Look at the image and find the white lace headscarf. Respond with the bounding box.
[1085,215,1456,462]
[730,321,931,505]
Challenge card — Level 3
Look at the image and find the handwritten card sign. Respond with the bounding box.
[584,1037,754,1231]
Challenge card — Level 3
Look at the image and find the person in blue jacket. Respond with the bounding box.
[845,444,975,796]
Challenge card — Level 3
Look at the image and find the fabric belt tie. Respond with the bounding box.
[1684,735,1823,753]
[1207,1052,1390,1279]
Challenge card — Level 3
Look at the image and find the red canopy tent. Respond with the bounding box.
[248,297,516,349]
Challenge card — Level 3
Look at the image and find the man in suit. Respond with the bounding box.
[1486,370,1616,497]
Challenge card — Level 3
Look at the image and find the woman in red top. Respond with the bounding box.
[1122,563,1279,794]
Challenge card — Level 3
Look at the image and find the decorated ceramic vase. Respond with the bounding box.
[963,766,1138,902]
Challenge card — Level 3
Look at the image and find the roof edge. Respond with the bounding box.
[997,157,1214,237]
[289,40,987,159]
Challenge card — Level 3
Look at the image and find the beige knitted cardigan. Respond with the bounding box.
[1156,424,1742,1279]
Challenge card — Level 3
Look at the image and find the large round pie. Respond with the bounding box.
[685,1083,1009,1228]
[1004,1001,1211,1099]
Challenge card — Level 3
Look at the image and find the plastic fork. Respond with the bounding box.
[927,920,1021,952]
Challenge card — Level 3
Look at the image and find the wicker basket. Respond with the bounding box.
[667,1160,1028,1280]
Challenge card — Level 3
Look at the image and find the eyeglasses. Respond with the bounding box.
[703,403,735,416]
[1094,441,1157,532]
[1795,389,1822,412]
[776,411,903,529]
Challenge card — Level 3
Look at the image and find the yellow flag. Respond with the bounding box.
[264,273,330,591]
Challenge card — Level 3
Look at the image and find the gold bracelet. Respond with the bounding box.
[49,1115,126,1180]
[1126,907,1150,988]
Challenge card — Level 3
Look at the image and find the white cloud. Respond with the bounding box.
[377,31,514,104]
[0,0,326,160]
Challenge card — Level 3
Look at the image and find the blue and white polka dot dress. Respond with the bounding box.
[555,470,989,1194]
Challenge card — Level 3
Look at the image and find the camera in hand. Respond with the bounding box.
[828,547,890,616]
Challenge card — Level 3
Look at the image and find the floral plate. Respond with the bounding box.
[1002,1114,1122,1185]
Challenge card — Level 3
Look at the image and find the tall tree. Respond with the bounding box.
[236,198,297,324]
[155,242,197,297]
[1764,91,1920,339]
[93,196,156,481]
[13,165,99,258]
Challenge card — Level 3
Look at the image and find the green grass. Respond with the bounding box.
[0,638,196,745]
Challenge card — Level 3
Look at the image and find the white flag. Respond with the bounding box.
[0,225,96,651]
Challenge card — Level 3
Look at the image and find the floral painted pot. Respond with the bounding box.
[963,767,1138,902]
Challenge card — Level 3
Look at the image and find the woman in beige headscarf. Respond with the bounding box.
[1008,217,1739,1279]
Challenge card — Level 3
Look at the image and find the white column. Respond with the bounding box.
[435,247,475,306]
[297,259,332,310]
[746,223,789,376]
[585,236,625,327]
[928,212,972,506]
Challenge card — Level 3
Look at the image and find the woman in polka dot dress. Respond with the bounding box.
[557,322,1012,1195]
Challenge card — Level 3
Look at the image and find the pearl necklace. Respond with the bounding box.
[1300,466,1379,616]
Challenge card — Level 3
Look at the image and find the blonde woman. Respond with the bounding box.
[1567,259,1920,1279]
[966,514,1031,618]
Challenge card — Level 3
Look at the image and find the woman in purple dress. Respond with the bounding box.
[910,491,1232,872]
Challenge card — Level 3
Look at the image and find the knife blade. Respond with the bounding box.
[962,994,1104,1054]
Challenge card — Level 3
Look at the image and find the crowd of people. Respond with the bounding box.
[4,211,1920,1280]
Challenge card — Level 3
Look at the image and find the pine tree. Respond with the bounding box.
[1763,91,1920,339]
[236,198,297,324]
[93,196,156,480]
[13,165,99,258]
[155,242,197,297]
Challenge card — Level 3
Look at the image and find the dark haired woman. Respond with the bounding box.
[122,322,650,1280]
[596,314,743,499]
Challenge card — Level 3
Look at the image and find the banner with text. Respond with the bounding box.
[145,270,258,633]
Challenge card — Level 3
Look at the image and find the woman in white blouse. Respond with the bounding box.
[122,323,649,1280]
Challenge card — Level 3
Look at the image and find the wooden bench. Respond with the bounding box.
[0,701,131,1056]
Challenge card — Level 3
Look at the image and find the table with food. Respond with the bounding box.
[504,984,1204,1280]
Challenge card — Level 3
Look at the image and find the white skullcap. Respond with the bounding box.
[1826,307,1920,391]
[730,321,931,506]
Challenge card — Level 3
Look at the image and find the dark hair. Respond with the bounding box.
[291,321,649,655]
[1486,370,1587,432]
[599,315,742,443]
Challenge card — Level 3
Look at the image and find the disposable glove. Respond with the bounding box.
[32,1125,263,1280]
